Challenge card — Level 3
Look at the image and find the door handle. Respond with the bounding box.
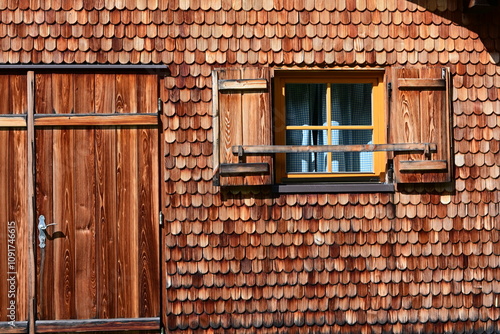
[38,215,57,249]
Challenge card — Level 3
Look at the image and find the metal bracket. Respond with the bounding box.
[38,215,56,249]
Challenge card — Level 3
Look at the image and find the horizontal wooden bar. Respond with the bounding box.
[35,317,160,333]
[399,160,448,171]
[219,79,267,90]
[0,64,169,75]
[233,143,437,155]
[34,113,158,126]
[398,78,446,89]
[0,115,27,127]
[273,183,395,193]
[0,322,28,333]
[220,163,269,175]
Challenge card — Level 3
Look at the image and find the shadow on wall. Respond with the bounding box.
[408,0,500,64]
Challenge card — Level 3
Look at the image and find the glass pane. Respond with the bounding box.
[330,83,372,126]
[285,83,327,126]
[331,130,373,172]
[286,129,328,173]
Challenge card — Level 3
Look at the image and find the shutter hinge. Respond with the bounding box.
[387,82,392,99]
[159,211,164,227]
[158,98,163,114]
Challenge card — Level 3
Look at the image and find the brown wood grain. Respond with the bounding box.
[52,73,74,114]
[0,128,9,320]
[95,74,116,114]
[0,75,11,114]
[52,125,76,319]
[138,126,160,318]
[11,122,28,322]
[73,127,97,319]
[116,126,140,317]
[95,126,118,318]
[34,114,158,126]
[241,67,272,185]
[74,74,95,114]
[116,74,138,113]
[0,116,27,127]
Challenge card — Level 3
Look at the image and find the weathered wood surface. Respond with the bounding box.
[34,113,158,126]
[218,79,267,90]
[399,160,448,171]
[232,143,438,154]
[398,78,446,89]
[0,116,27,127]
[0,321,28,333]
[220,162,270,175]
[35,317,160,333]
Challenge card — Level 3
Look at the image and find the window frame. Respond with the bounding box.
[273,69,387,183]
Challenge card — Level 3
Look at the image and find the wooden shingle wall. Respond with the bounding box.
[1,0,500,333]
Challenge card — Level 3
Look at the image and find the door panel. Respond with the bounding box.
[33,72,160,332]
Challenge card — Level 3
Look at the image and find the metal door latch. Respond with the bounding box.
[38,215,56,249]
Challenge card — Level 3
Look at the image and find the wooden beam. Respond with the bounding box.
[218,79,267,90]
[0,116,27,127]
[399,160,448,171]
[34,113,158,126]
[220,163,269,175]
[398,78,446,89]
[0,321,28,333]
[232,143,438,155]
[35,317,160,333]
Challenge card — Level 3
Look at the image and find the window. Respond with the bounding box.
[213,67,452,189]
[274,70,386,182]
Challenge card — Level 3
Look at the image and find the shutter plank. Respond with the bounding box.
[241,68,272,185]
[218,68,244,185]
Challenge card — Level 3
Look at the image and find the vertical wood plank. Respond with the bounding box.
[52,73,74,114]
[52,125,76,319]
[137,75,157,114]
[74,74,96,114]
[95,126,117,318]
[138,128,160,318]
[73,74,98,319]
[35,73,55,320]
[241,67,272,185]
[0,75,11,114]
[95,74,116,114]
[12,74,27,115]
[116,74,138,113]
[116,125,139,317]
[0,127,9,321]
[219,68,244,185]
[73,128,97,319]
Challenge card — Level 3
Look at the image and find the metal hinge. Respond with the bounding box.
[159,211,164,227]
[158,98,163,114]
[387,82,392,99]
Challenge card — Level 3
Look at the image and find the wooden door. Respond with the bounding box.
[34,73,161,333]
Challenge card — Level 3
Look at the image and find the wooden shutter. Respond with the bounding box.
[213,67,273,186]
[390,67,452,183]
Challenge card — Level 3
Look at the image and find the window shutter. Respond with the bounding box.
[390,67,452,183]
[213,67,273,186]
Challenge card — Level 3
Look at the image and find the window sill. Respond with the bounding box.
[272,183,395,193]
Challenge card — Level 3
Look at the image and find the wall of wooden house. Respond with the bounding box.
[0,0,499,333]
